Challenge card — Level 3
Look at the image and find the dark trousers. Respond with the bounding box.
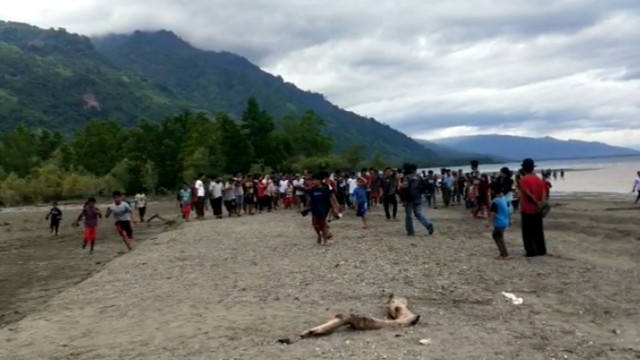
[259,196,272,212]
[383,195,397,220]
[138,207,146,221]
[210,197,223,217]
[455,187,464,204]
[635,191,640,204]
[441,188,451,207]
[521,213,546,257]
[196,196,206,218]
[492,228,509,258]
[425,192,437,208]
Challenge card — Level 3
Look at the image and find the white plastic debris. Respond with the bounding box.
[501,292,524,305]
[419,338,432,345]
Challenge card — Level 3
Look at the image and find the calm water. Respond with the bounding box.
[422,156,640,194]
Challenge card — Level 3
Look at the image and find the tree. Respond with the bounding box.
[183,147,211,182]
[0,125,42,177]
[71,120,126,175]
[215,112,252,175]
[283,111,332,158]
[241,97,275,164]
[342,144,367,171]
[140,160,158,193]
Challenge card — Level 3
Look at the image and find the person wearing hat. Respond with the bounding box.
[519,158,548,257]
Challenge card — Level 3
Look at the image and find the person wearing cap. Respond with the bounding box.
[519,158,548,257]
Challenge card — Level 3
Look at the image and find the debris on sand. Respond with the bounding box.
[501,292,524,305]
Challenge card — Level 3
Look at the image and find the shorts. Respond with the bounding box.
[84,227,98,243]
[235,195,244,208]
[297,194,307,205]
[312,215,328,229]
[115,221,134,239]
[356,203,368,217]
[244,195,255,205]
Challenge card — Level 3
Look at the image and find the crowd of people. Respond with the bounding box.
[47,159,554,260]
[164,159,550,258]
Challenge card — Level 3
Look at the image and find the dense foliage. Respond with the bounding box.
[0,98,392,206]
[0,21,436,162]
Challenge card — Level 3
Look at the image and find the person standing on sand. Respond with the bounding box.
[45,202,63,236]
[520,158,548,257]
[74,197,102,254]
[223,178,237,217]
[179,184,192,221]
[353,177,370,229]
[194,173,206,219]
[487,182,511,260]
[209,177,224,219]
[134,190,147,223]
[382,167,398,221]
[400,163,435,236]
[105,191,135,251]
[632,171,640,204]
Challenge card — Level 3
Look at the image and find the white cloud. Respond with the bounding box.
[2,0,640,148]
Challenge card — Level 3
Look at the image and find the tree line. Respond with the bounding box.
[0,97,392,205]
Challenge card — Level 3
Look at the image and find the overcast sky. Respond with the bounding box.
[2,0,640,147]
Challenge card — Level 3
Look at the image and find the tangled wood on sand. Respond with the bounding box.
[300,294,420,338]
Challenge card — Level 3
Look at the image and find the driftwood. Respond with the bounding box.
[300,294,420,338]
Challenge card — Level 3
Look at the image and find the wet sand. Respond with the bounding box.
[0,196,639,359]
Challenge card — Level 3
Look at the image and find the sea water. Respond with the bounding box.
[422,155,640,195]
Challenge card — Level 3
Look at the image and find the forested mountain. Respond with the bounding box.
[0,21,186,133]
[92,30,434,159]
[433,135,640,160]
[0,21,435,161]
[414,139,500,163]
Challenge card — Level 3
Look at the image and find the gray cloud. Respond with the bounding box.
[3,0,640,147]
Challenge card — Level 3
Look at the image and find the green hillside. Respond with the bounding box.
[92,30,435,159]
[0,21,188,133]
[0,21,436,162]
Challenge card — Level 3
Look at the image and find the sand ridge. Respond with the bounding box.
[0,197,639,359]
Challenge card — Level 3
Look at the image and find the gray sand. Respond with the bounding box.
[0,198,639,359]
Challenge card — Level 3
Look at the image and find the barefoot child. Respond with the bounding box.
[304,172,339,246]
[45,202,63,236]
[487,182,510,260]
[106,191,135,251]
[178,183,193,221]
[74,197,102,254]
[353,177,369,228]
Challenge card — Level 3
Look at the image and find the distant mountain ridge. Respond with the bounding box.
[413,139,503,163]
[433,135,640,161]
[0,20,437,162]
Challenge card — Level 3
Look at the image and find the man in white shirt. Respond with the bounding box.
[134,190,148,222]
[347,173,358,208]
[195,173,206,219]
[209,176,224,218]
[293,175,307,211]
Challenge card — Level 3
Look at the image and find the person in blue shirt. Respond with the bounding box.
[353,177,369,229]
[304,172,339,246]
[487,181,511,260]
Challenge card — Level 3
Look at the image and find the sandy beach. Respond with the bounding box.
[0,195,639,360]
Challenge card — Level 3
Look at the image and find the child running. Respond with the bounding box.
[106,191,135,251]
[74,198,102,254]
[304,172,339,246]
[45,202,63,236]
[487,182,511,260]
[353,177,369,228]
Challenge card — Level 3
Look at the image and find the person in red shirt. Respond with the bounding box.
[519,158,548,257]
